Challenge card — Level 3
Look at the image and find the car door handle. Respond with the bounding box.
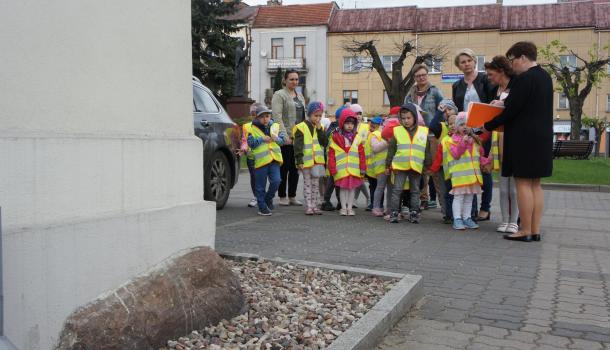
[200,120,211,127]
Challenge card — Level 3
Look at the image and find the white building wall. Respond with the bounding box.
[251,25,328,107]
[0,1,214,349]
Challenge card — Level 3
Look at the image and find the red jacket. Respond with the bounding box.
[328,131,366,176]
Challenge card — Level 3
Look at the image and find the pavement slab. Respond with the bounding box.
[217,173,610,349]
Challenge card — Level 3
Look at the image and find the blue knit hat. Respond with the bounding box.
[335,105,347,119]
[307,101,325,116]
[370,116,383,125]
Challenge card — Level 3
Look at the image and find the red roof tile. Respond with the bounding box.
[253,3,337,28]
[501,2,596,31]
[328,6,417,33]
[594,3,610,29]
[324,1,610,33]
[416,5,500,32]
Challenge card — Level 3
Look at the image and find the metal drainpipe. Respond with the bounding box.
[0,207,18,349]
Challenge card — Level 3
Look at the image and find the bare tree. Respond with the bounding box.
[342,38,448,106]
[539,40,610,140]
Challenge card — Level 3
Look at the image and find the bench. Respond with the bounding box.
[553,140,594,159]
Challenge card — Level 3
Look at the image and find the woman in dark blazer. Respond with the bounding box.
[452,48,494,221]
[484,42,554,242]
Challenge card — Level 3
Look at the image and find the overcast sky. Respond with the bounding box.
[244,0,556,8]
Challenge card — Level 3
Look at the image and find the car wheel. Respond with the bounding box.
[205,151,231,210]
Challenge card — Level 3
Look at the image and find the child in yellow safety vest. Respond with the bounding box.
[385,103,432,224]
[328,108,366,216]
[443,112,492,230]
[365,116,389,217]
[350,104,371,209]
[247,105,287,216]
[293,101,328,215]
[240,103,263,208]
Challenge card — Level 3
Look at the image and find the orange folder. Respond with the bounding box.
[466,102,504,131]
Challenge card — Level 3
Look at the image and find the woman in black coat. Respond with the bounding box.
[484,42,554,242]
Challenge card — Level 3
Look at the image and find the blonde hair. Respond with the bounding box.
[454,48,476,68]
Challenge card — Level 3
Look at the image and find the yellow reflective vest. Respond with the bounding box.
[391,126,429,174]
[444,137,483,188]
[357,123,369,143]
[242,122,254,160]
[295,122,325,168]
[365,130,387,177]
[330,134,363,181]
[249,123,283,169]
[491,131,500,171]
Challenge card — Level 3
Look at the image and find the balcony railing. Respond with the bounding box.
[267,58,307,71]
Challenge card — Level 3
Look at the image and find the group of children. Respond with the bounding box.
[241,99,511,231]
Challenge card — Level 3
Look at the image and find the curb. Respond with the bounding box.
[219,252,424,350]
[492,181,610,193]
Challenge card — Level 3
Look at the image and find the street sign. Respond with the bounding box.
[441,74,464,83]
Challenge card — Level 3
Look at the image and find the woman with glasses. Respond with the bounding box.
[404,64,444,210]
[484,42,553,242]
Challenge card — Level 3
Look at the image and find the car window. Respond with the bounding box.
[193,86,220,113]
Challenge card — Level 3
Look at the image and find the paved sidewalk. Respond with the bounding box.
[217,173,610,349]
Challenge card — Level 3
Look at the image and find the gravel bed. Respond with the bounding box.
[163,259,396,350]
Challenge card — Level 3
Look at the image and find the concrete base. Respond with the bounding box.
[220,252,424,350]
[4,201,215,350]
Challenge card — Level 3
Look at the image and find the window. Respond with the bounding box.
[558,93,569,110]
[426,57,442,73]
[382,55,400,72]
[343,90,358,104]
[475,55,485,72]
[559,55,577,71]
[383,90,390,106]
[607,94,610,112]
[343,56,372,73]
[193,86,219,113]
[271,38,284,59]
[294,37,306,58]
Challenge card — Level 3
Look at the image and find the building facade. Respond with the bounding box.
[250,3,337,106]
[327,1,610,151]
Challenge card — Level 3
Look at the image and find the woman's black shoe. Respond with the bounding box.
[477,212,491,221]
[531,234,541,242]
[503,234,533,242]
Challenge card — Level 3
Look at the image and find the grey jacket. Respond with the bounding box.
[404,84,444,126]
[271,87,306,139]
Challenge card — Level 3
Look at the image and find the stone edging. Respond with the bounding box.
[219,252,424,350]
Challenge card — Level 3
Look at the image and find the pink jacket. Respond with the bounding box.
[449,134,492,167]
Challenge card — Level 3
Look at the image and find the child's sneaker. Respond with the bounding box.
[265,199,275,211]
[305,208,314,215]
[347,209,356,216]
[389,211,400,223]
[453,218,466,230]
[365,203,373,211]
[463,217,479,229]
[321,202,335,211]
[339,208,347,216]
[258,207,272,216]
[279,197,290,206]
[248,198,257,208]
[496,223,509,232]
[409,210,420,224]
[313,208,323,215]
[428,200,437,209]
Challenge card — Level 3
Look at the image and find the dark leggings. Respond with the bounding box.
[367,176,377,208]
[278,145,299,198]
[480,172,493,212]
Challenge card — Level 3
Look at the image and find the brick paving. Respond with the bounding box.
[217,172,610,349]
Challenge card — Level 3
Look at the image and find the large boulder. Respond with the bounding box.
[55,247,244,350]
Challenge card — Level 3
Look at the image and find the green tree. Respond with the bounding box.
[539,40,610,140]
[582,116,609,157]
[342,38,447,107]
[192,0,243,105]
